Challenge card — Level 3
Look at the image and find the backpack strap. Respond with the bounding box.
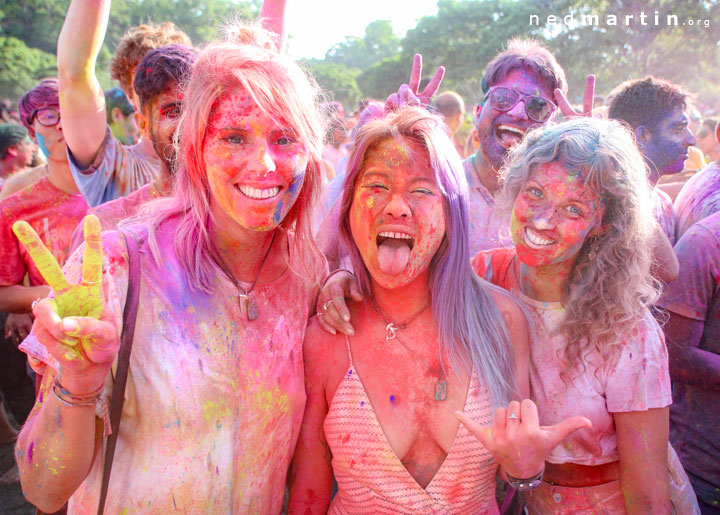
[96,230,141,515]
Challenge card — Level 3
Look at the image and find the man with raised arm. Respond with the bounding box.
[57,0,190,207]
[58,0,287,208]
[68,44,198,251]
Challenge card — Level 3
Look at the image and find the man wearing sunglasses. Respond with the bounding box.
[465,39,568,254]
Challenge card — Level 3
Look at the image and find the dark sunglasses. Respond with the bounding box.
[483,86,557,123]
[31,107,61,127]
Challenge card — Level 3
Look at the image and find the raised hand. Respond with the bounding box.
[385,54,445,113]
[554,74,596,118]
[457,399,591,479]
[13,215,119,394]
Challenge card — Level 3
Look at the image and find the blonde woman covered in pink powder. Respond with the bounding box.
[13,17,326,514]
[472,117,699,513]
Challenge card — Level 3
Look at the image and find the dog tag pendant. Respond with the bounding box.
[247,299,258,321]
[435,380,447,401]
[238,293,258,321]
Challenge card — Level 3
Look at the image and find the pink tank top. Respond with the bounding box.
[324,336,500,514]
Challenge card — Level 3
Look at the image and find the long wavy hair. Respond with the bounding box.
[498,117,661,373]
[338,107,518,407]
[144,21,326,292]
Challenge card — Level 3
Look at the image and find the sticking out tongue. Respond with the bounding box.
[497,129,522,148]
[377,239,411,275]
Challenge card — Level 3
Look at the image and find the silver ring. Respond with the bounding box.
[508,413,520,420]
[323,299,333,311]
[31,298,42,310]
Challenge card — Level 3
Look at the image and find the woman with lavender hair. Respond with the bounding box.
[288,106,591,513]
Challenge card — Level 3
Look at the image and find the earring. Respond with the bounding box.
[587,238,600,260]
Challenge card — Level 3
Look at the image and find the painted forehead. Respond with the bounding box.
[361,137,433,176]
[208,89,289,129]
[492,67,554,99]
[529,161,600,202]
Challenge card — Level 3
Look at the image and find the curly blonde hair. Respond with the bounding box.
[498,117,662,374]
[110,22,191,99]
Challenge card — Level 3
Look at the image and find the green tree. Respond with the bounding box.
[547,0,720,105]
[303,59,361,111]
[0,0,258,92]
[401,0,545,103]
[0,0,68,54]
[0,36,56,100]
[325,19,400,71]
[356,54,409,100]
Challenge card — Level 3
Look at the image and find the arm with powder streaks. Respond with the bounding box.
[664,313,720,389]
[14,217,121,511]
[614,408,672,513]
[259,0,287,52]
[660,224,720,389]
[288,318,335,513]
[16,369,102,513]
[56,0,111,168]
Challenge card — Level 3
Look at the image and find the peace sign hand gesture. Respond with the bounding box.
[385,53,445,113]
[457,399,591,480]
[554,74,598,118]
[13,215,120,394]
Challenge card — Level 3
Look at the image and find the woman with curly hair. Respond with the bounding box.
[472,116,698,513]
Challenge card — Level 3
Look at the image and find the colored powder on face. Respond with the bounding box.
[389,395,395,404]
[36,133,50,159]
[28,441,34,463]
[272,171,304,225]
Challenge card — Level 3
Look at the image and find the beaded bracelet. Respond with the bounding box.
[52,377,112,437]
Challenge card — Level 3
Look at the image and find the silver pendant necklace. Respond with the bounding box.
[209,231,277,322]
[375,302,447,401]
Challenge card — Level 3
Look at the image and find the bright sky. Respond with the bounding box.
[285,0,440,60]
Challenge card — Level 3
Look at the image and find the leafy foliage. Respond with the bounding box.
[325,20,400,71]
[0,0,257,101]
[356,54,410,101]
[0,36,56,100]
[1,0,718,112]
[302,59,362,109]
